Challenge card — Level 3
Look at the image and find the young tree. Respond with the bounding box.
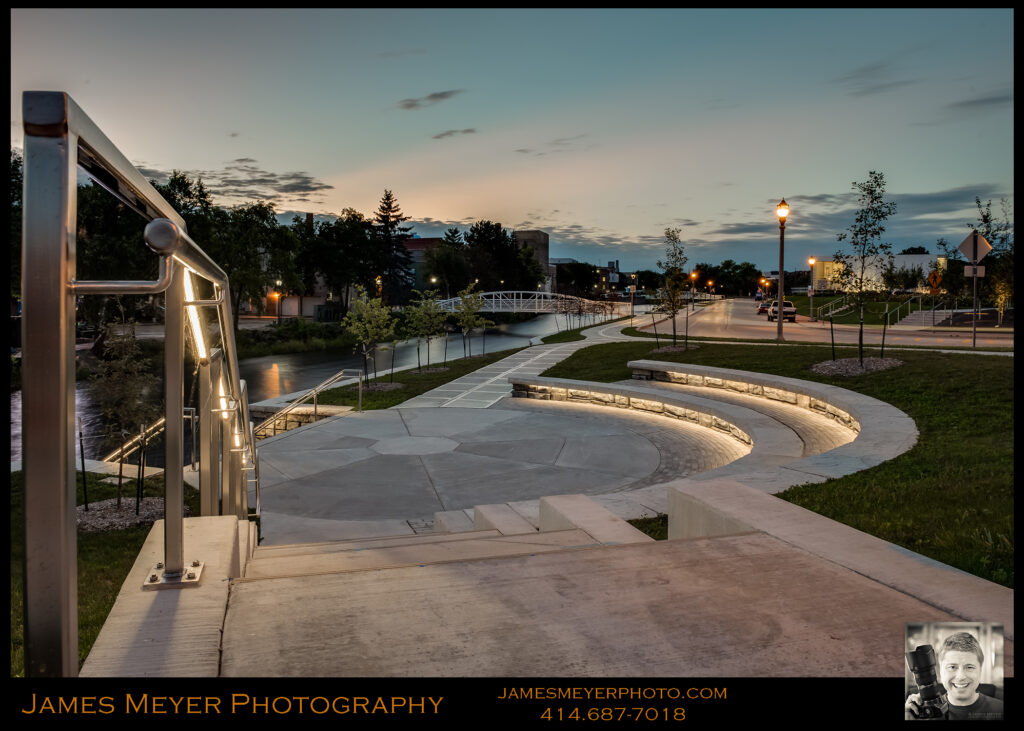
[655,227,688,346]
[343,285,396,379]
[967,197,1013,324]
[453,283,491,357]
[372,190,414,306]
[90,318,163,507]
[404,289,446,371]
[833,170,897,366]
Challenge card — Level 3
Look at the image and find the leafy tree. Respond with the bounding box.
[898,246,930,255]
[655,227,688,346]
[833,170,897,365]
[207,201,298,331]
[967,196,1013,324]
[404,289,446,371]
[314,208,374,312]
[372,190,414,306]
[463,221,543,291]
[343,285,396,378]
[424,227,472,298]
[453,283,491,357]
[555,262,600,296]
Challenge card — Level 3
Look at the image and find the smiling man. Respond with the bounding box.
[905,632,1004,721]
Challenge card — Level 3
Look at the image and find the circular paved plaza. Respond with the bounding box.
[256,397,750,541]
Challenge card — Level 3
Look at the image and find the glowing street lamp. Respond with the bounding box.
[808,256,817,322]
[690,271,698,311]
[275,279,283,324]
[776,199,789,342]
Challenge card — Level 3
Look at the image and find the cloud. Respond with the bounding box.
[138,158,334,208]
[831,60,919,97]
[946,93,1013,110]
[432,128,476,139]
[398,89,464,110]
[228,132,240,138]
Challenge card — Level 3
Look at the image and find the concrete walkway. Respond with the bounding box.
[79,305,1014,679]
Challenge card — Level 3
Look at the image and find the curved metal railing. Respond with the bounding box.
[253,368,364,439]
[20,90,260,676]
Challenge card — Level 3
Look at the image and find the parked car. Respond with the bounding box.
[757,301,770,315]
[767,300,797,323]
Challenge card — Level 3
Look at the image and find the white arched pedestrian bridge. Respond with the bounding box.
[436,290,631,315]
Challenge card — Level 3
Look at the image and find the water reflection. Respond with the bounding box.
[10,313,579,466]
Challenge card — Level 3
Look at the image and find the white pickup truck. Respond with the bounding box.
[767,300,797,323]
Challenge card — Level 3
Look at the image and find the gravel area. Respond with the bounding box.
[809,357,903,377]
[76,497,191,532]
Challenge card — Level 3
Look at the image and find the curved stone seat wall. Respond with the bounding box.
[509,377,805,469]
[626,360,919,472]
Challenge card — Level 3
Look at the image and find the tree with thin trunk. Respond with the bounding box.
[833,170,897,366]
[343,286,395,379]
[453,283,491,357]
[656,227,688,346]
[405,289,446,371]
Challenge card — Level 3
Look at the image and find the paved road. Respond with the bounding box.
[641,298,1013,350]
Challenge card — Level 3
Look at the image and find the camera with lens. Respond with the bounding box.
[906,645,949,719]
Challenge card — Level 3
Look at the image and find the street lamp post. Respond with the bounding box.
[275,279,283,325]
[630,273,637,318]
[808,257,816,322]
[776,199,788,342]
[690,271,698,311]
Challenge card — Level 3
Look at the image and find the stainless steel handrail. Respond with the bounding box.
[20,90,259,677]
[253,368,364,438]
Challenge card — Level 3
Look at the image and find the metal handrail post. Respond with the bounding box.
[199,349,223,515]
[21,92,80,677]
[220,409,233,516]
[163,260,186,577]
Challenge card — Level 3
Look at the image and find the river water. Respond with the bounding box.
[10,313,585,465]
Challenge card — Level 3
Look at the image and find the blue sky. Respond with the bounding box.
[11,9,1014,271]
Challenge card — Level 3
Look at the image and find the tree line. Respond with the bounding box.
[9,151,545,327]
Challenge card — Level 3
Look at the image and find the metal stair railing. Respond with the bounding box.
[20,90,260,677]
[816,295,851,321]
[253,368,365,438]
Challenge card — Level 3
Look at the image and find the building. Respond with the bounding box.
[809,253,945,292]
[513,230,553,292]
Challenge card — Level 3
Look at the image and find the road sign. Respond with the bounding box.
[928,270,942,288]
[965,266,985,278]
[958,232,992,263]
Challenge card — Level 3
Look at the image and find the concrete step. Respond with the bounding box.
[251,528,503,560]
[242,528,605,579]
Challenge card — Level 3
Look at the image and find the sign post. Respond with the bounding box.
[958,231,991,348]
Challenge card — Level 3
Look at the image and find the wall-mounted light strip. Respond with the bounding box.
[182,269,207,361]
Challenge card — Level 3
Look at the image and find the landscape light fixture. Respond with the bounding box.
[182,269,207,361]
[776,199,788,342]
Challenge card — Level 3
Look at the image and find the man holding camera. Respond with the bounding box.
[905,632,1004,720]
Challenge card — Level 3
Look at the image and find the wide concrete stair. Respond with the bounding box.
[242,495,652,580]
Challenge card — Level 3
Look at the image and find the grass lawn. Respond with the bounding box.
[542,340,1013,588]
[313,346,526,409]
[10,471,201,676]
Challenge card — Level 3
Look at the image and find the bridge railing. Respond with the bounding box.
[20,91,259,676]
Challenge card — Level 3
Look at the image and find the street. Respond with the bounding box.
[639,298,1013,350]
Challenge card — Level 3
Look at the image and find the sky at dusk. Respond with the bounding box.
[11,9,1014,272]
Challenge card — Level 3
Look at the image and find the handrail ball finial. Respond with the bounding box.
[144,218,185,256]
